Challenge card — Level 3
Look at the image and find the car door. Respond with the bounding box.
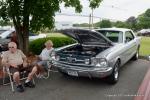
[124,31,137,61]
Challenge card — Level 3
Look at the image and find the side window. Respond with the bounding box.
[125,31,134,43]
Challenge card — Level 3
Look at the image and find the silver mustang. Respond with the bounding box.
[53,28,141,84]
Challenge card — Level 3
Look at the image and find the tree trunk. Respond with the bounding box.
[22,24,29,55]
[22,0,30,55]
[13,19,29,55]
[15,26,29,55]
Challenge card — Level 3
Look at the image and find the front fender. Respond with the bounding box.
[107,55,121,69]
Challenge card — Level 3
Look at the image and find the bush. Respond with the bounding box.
[29,37,76,55]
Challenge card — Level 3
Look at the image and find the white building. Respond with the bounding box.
[55,21,73,30]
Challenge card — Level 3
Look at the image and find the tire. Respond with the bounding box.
[107,61,120,84]
[59,70,69,77]
[132,49,139,61]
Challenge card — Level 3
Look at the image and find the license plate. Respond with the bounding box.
[67,71,78,76]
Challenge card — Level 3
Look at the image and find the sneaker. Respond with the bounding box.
[16,84,24,92]
[24,81,35,88]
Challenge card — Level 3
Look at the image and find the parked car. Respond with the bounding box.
[137,29,150,36]
[53,28,141,84]
[0,29,46,52]
[0,29,7,34]
[0,29,46,41]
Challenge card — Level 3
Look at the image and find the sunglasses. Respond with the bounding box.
[9,47,15,48]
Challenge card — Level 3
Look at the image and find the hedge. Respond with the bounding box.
[29,37,76,55]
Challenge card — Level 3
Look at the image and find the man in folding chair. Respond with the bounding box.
[34,40,55,79]
[2,42,38,92]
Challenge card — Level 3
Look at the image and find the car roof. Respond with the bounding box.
[95,28,132,32]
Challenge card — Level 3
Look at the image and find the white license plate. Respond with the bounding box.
[67,71,78,76]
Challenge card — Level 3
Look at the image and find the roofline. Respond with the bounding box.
[95,28,132,32]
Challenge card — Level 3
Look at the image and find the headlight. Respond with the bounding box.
[50,55,60,61]
[55,55,60,61]
[91,57,108,67]
[51,56,55,60]
[85,59,90,64]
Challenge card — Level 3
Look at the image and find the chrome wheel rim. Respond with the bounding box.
[136,52,139,59]
[114,64,119,80]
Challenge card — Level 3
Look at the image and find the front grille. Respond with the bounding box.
[60,57,85,64]
[57,61,93,68]
[57,53,90,64]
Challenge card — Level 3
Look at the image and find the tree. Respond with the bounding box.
[99,20,112,28]
[114,21,128,28]
[0,20,13,26]
[126,16,137,30]
[137,9,150,30]
[0,0,103,54]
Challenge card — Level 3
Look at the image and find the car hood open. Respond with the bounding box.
[60,29,113,46]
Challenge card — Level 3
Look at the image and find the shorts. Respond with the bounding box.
[37,60,49,70]
[9,64,32,74]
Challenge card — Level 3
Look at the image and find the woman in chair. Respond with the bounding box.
[34,40,55,77]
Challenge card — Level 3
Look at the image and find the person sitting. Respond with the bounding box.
[2,42,38,92]
[34,40,55,77]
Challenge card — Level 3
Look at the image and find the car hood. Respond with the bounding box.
[60,29,113,46]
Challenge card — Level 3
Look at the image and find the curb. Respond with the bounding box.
[139,56,149,60]
[134,66,150,100]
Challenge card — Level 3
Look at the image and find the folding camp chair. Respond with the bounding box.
[42,60,58,79]
[2,66,35,92]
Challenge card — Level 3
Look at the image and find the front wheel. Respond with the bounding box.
[132,49,139,60]
[107,61,120,84]
[59,70,69,77]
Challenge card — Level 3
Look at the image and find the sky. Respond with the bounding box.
[55,0,150,24]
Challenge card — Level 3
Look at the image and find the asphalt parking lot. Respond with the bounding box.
[0,59,150,100]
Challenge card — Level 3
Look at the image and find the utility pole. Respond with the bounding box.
[89,14,91,29]
[91,8,94,29]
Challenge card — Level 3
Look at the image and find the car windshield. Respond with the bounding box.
[97,30,123,43]
[77,33,107,45]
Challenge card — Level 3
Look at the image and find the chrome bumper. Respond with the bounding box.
[54,62,113,78]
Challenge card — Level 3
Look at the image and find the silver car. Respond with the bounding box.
[53,28,141,84]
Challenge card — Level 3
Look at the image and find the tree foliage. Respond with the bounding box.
[137,9,150,29]
[114,21,128,28]
[89,0,103,9]
[0,0,103,54]
[99,20,112,28]
[0,20,13,26]
[126,16,137,30]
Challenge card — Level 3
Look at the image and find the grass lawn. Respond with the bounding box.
[46,33,67,37]
[139,37,150,56]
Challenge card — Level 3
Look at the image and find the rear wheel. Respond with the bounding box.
[107,61,120,84]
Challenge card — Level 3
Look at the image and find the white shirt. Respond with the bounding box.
[2,50,26,65]
[39,48,54,60]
